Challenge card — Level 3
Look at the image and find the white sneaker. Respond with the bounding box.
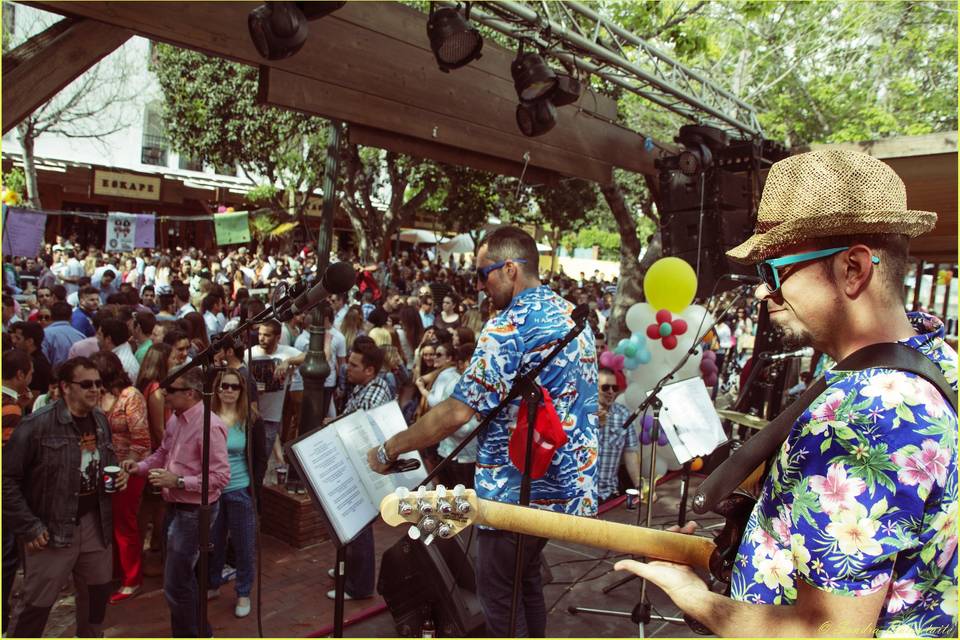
[235,597,251,618]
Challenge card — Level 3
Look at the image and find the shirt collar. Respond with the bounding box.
[1,385,18,400]
[176,398,204,421]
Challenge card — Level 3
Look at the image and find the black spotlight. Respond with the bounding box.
[516,99,557,137]
[548,72,581,106]
[427,3,483,72]
[248,2,308,60]
[511,50,557,101]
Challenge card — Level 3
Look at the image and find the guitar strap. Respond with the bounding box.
[692,342,958,515]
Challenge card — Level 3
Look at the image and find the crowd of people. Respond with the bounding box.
[1,148,957,639]
[0,227,634,636]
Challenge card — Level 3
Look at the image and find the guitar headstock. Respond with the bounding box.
[379,484,480,545]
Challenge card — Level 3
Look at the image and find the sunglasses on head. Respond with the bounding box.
[600,384,618,393]
[219,383,242,391]
[70,379,103,390]
[477,259,528,283]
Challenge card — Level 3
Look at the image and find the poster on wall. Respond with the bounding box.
[106,212,156,251]
[1,207,47,258]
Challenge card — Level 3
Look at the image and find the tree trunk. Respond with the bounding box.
[601,181,662,344]
[17,120,41,209]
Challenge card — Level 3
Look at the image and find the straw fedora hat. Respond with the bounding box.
[726,149,937,264]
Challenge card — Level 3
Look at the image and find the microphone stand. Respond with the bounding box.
[568,285,750,628]
[158,285,307,637]
[409,304,592,638]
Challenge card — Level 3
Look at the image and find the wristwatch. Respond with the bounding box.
[176,476,185,490]
[376,443,395,466]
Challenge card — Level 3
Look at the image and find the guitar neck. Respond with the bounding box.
[474,498,715,569]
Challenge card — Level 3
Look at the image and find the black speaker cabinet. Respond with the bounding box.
[378,534,486,637]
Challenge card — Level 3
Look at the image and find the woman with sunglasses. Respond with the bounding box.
[90,351,150,603]
[208,368,266,618]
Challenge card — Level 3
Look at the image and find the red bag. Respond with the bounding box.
[509,388,568,479]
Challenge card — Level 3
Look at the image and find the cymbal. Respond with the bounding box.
[716,409,768,430]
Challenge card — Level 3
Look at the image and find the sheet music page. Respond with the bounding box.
[337,401,428,504]
[657,376,728,461]
[290,424,377,544]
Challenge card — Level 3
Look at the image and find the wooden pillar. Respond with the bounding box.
[928,263,941,312]
[911,261,923,311]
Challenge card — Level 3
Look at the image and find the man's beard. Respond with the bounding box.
[779,326,813,350]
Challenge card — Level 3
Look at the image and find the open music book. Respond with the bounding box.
[286,401,427,546]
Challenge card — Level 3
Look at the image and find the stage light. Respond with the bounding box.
[248,1,345,61]
[427,4,483,72]
[516,99,557,137]
[248,2,308,60]
[548,73,581,106]
[511,50,557,101]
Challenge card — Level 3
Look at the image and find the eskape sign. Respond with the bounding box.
[93,170,162,201]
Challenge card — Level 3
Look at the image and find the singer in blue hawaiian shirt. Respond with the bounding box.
[368,226,598,637]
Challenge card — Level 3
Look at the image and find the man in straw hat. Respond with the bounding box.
[615,149,957,636]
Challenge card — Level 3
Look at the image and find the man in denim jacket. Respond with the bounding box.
[2,356,128,637]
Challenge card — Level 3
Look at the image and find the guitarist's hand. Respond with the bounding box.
[614,520,706,612]
[613,559,709,612]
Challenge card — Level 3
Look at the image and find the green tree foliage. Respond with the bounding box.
[152,44,327,223]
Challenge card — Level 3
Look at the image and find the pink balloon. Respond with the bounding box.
[699,360,714,374]
[611,354,625,369]
[704,373,718,386]
[599,351,614,368]
[701,350,717,361]
[217,205,228,213]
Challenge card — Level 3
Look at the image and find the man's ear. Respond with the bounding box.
[840,245,876,298]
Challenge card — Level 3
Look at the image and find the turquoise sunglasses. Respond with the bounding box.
[757,247,880,293]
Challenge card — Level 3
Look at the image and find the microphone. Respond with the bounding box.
[280,261,357,318]
[763,347,814,361]
[726,274,762,284]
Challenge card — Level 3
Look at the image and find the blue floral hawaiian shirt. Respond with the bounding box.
[732,313,958,637]
[452,285,599,516]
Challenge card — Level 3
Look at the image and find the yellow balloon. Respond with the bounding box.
[643,257,697,312]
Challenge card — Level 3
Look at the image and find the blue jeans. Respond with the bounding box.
[209,489,256,597]
[163,502,219,638]
[344,525,375,598]
[476,529,548,637]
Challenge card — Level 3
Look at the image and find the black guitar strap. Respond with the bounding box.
[692,342,958,515]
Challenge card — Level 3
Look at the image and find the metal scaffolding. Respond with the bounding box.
[454,1,763,139]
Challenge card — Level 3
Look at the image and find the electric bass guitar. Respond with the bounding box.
[379,485,755,585]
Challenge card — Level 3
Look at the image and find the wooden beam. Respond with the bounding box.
[259,66,614,184]
[29,1,664,179]
[2,17,133,133]
[348,125,562,186]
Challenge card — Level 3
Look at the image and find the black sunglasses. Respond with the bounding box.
[70,379,104,390]
[219,383,243,391]
[600,384,618,393]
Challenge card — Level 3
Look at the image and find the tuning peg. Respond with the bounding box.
[452,484,471,514]
[417,486,434,515]
[423,533,435,546]
[407,526,421,541]
[418,515,439,534]
[395,487,414,516]
[436,484,447,496]
[452,484,465,497]
[436,522,453,538]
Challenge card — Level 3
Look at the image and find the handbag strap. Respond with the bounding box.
[693,342,957,514]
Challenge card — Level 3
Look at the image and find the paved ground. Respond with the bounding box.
[31,475,722,638]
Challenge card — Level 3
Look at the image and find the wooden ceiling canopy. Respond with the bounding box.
[24,1,669,185]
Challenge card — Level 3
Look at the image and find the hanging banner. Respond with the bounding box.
[106,212,137,252]
[1,207,47,257]
[106,212,157,251]
[134,213,156,248]
[213,210,251,246]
